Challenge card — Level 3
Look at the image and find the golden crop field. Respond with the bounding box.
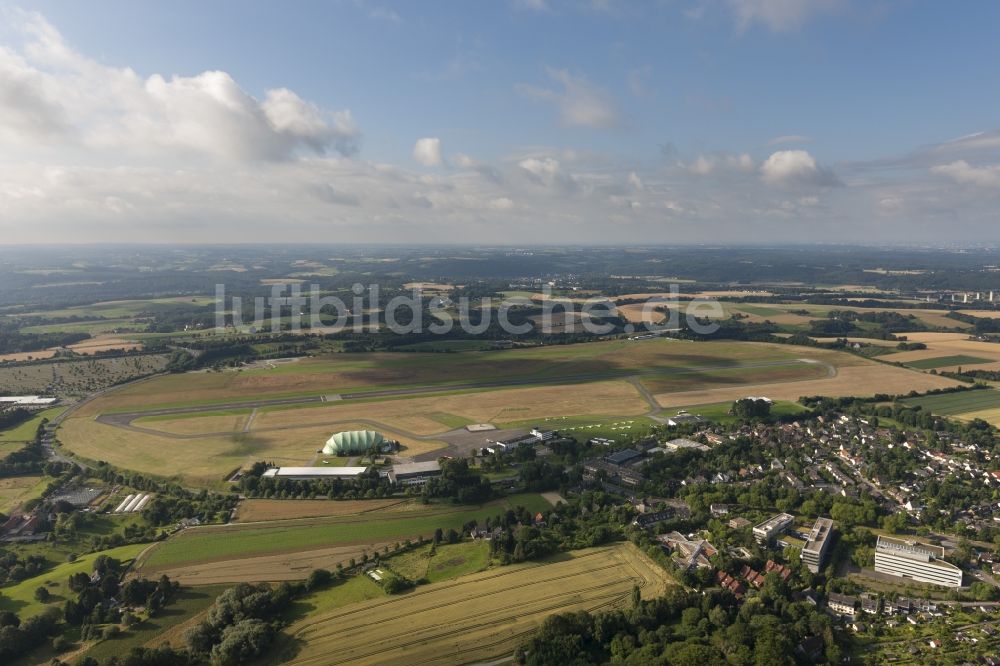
[615,302,668,324]
[283,544,671,666]
[146,542,393,585]
[234,499,408,523]
[883,333,1000,372]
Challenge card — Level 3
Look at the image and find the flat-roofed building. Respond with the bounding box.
[801,517,835,573]
[261,466,370,480]
[752,512,795,544]
[0,396,57,406]
[388,461,442,486]
[874,536,963,588]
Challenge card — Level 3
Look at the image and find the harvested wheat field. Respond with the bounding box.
[403,282,454,292]
[883,334,1000,371]
[148,542,393,585]
[0,349,58,362]
[656,363,960,408]
[616,302,669,324]
[234,499,407,523]
[284,544,671,666]
[67,336,143,354]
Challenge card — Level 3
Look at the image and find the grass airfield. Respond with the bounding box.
[56,337,958,487]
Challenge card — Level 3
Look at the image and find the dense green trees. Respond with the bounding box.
[731,398,772,419]
[517,586,839,665]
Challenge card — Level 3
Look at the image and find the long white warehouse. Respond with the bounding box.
[873,535,963,588]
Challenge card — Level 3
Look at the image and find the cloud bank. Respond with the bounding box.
[0,10,999,245]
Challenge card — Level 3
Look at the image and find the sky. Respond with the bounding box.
[0,0,999,245]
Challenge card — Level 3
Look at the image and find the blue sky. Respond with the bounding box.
[1,1,999,244]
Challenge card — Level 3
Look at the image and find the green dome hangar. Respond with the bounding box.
[322,430,398,456]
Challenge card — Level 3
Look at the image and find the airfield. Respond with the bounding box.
[57,336,958,487]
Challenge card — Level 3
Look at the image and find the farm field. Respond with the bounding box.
[0,475,48,513]
[233,498,408,523]
[884,333,1000,372]
[654,363,959,408]
[901,389,1000,425]
[278,544,671,666]
[903,354,993,370]
[14,295,217,323]
[137,541,390,585]
[0,349,59,362]
[138,494,551,580]
[644,299,972,331]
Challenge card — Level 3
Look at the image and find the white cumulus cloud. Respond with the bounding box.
[931,160,1000,189]
[0,12,360,161]
[761,150,839,186]
[413,137,443,166]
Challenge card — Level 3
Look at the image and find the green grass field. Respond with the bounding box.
[0,475,49,513]
[81,338,828,412]
[284,575,385,624]
[80,584,228,662]
[141,494,549,571]
[393,340,494,352]
[903,355,993,370]
[0,544,147,618]
[502,414,658,443]
[18,318,139,335]
[17,296,217,322]
[0,407,65,442]
[385,540,491,583]
[901,389,1000,416]
[667,399,808,424]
